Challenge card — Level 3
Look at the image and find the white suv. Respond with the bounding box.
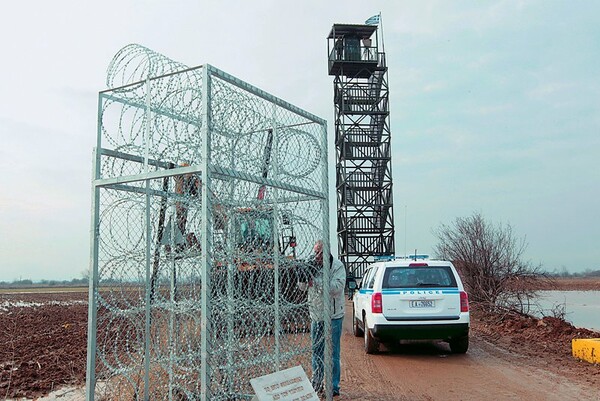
[351,258,470,354]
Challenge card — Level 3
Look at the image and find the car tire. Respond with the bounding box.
[352,306,363,337]
[449,335,469,354]
[363,316,379,354]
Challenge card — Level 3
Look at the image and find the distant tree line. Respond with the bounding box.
[0,276,202,288]
[0,278,89,288]
[546,267,600,278]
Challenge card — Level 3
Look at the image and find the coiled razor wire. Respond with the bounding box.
[88,44,331,401]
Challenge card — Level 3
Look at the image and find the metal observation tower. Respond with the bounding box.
[327,23,395,278]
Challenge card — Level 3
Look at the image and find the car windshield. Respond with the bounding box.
[382,266,457,288]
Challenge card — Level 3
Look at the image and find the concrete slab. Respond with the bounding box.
[572,338,600,364]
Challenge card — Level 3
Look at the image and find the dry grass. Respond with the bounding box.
[536,277,600,291]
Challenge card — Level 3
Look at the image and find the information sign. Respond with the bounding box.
[251,365,319,401]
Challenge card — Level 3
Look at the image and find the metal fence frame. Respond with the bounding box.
[86,46,331,401]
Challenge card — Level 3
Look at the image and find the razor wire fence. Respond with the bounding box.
[87,44,331,401]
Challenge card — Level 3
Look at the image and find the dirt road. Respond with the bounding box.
[336,301,598,401]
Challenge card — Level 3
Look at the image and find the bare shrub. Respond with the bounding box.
[433,212,550,313]
[545,301,567,320]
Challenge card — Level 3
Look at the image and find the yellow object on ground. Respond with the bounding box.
[572,338,600,364]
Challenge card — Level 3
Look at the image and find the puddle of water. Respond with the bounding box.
[0,300,87,312]
[536,290,600,331]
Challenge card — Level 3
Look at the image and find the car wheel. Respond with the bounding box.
[363,316,379,354]
[352,306,363,337]
[449,335,469,354]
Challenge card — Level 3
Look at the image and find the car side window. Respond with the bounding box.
[367,267,378,289]
[361,268,372,289]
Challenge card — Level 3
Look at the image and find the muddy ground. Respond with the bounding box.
[0,278,598,399]
[0,292,87,399]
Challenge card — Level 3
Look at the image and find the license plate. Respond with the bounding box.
[409,300,435,308]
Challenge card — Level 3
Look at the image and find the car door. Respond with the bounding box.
[354,266,373,323]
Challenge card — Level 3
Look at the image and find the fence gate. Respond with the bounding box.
[86,44,331,401]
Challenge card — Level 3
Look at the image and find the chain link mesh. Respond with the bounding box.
[89,44,329,401]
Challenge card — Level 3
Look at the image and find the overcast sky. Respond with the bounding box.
[0,1,598,281]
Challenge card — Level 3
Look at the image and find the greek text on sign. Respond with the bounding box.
[250,365,319,401]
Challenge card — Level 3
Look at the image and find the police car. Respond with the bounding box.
[351,256,470,354]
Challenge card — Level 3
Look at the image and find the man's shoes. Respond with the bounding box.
[312,384,339,398]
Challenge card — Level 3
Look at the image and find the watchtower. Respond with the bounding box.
[327,23,395,278]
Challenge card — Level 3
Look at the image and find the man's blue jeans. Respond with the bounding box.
[311,317,343,394]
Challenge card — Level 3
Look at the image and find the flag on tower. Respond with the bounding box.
[365,14,380,25]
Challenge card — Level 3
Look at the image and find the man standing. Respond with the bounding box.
[299,240,346,397]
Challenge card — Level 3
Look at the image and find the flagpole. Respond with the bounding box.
[379,12,385,54]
